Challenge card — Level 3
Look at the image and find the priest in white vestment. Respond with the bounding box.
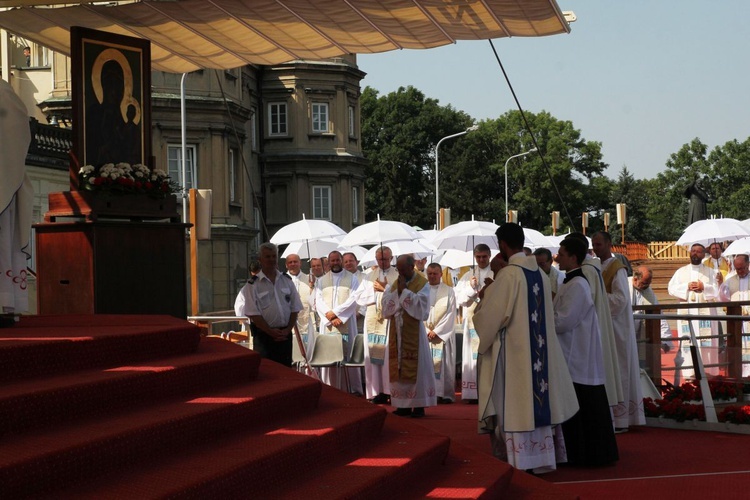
[285,254,314,364]
[719,254,750,377]
[704,242,732,279]
[592,232,645,431]
[554,237,618,465]
[0,79,33,326]
[343,251,366,334]
[668,243,721,378]
[455,244,494,402]
[381,254,436,417]
[566,233,624,413]
[425,263,457,403]
[629,266,674,362]
[473,223,578,473]
[313,251,362,393]
[533,248,564,297]
[356,246,399,403]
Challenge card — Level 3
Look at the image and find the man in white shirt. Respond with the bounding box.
[235,243,303,366]
[454,244,493,402]
[425,263,457,403]
[668,243,721,377]
[719,254,750,376]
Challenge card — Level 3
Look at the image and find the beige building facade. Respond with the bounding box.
[2,31,367,315]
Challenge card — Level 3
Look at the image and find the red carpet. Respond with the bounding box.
[410,394,750,499]
[0,315,516,499]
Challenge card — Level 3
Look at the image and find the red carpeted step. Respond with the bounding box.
[47,387,388,499]
[0,315,200,383]
[0,337,260,436]
[407,441,515,499]
[0,360,323,498]
[259,411,451,499]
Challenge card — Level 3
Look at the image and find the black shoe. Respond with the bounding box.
[464,398,478,405]
[392,408,412,417]
[0,315,15,328]
[372,393,390,404]
[437,397,454,404]
[411,407,425,418]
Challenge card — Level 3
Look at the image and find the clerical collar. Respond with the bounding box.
[563,267,586,284]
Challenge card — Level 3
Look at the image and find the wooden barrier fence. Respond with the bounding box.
[648,240,690,260]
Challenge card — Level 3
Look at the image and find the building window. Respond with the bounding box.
[312,185,332,220]
[348,105,355,137]
[312,102,329,133]
[268,102,287,136]
[229,147,240,203]
[352,186,359,224]
[168,144,196,197]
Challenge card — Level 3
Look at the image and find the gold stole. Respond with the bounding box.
[427,284,450,375]
[320,272,352,334]
[602,258,625,293]
[388,273,428,384]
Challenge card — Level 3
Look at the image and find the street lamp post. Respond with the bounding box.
[435,125,479,229]
[504,147,538,222]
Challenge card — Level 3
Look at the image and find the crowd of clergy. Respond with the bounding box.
[233,223,748,474]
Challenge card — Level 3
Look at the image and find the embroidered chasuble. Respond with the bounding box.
[388,273,428,384]
[319,272,353,341]
[519,266,552,426]
[427,284,451,377]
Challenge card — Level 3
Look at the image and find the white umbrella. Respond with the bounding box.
[281,237,343,259]
[431,219,499,251]
[549,233,592,250]
[522,228,555,250]
[359,239,436,265]
[338,245,368,262]
[723,237,750,256]
[339,216,422,247]
[437,249,499,270]
[675,218,750,247]
[270,214,346,244]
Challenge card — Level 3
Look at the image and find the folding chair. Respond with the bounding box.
[342,333,365,394]
[308,333,345,386]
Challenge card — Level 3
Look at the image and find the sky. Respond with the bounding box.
[357,1,750,180]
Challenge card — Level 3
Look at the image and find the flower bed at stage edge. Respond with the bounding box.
[79,163,181,198]
[644,377,750,434]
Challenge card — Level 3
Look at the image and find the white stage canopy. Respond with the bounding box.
[0,0,571,73]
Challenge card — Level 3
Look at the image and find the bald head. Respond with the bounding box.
[633,266,653,291]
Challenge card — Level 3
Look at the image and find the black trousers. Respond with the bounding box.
[251,328,292,367]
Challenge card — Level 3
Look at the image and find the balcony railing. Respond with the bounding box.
[27,118,72,170]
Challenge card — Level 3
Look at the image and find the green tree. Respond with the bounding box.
[705,138,750,219]
[605,167,653,242]
[360,86,472,227]
[440,110,609,232]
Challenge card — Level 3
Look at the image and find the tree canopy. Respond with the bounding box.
[360,85,750,241]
